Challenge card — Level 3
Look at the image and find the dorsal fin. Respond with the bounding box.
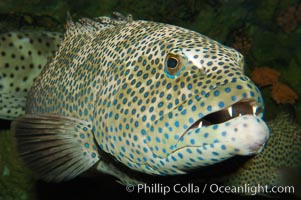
[65,12,133,37]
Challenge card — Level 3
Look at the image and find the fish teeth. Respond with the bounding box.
[227,106,233,118]
[198,121,203,128]
[252,106,258,116]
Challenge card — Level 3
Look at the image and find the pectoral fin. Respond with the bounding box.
[12,114,100,182]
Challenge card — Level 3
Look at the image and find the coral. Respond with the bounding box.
[251,67,280,87]
[251,67,299,105]
[276,3,301,33]
[271,82,299,104]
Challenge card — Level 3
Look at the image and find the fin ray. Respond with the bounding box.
[13,114,100,182]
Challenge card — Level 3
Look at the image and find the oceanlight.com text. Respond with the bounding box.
[125,183,295,196]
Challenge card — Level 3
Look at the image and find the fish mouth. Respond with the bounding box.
[186,99,263,131]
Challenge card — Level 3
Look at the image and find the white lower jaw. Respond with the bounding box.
[226,115,269,155]
[177,114,269,156]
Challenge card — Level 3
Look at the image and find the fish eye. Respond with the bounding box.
[165,54,182,77]
[167,57,178,69]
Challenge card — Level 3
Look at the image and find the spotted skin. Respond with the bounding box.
[13,14,269,182]
[0,31,63,119]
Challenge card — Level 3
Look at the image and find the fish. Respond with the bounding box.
[9,13,269,184]
[0,31,63,120]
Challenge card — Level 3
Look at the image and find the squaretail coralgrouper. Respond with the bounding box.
[10,13,269,184]
[0,31,63,119]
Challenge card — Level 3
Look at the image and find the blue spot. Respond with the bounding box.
[143,147,148,153]
[214,90,220,96]
[207,106,212,112]
[171,156,177,161]
[212,151,219,156]
[221,131,227,136]
[236,85,243,90]
[84,143,89,148]
[141,129,146,135]
[165,122,169,127]
[197,157,203,160]
[218,101,224,108]
[187,84,192,90]
[231,96,237,101]
[178,105,183,111]
[204,133,209,138]
[177,153,183,159]
[213,125,218,130]
[221,145,226,150]
[167,103,173,109]
[80,134,85,138]
[257,97,262,103]
[190,139,195,144]
[164,133,169,139]
[186,148,192,154]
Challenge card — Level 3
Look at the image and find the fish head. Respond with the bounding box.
[97,21,269,175]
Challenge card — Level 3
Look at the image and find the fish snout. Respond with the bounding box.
[230,115,269,155]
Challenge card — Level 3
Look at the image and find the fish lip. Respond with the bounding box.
[181,98,264,138]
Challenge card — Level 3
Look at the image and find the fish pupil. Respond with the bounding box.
[167,57,178,69]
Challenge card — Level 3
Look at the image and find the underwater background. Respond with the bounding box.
[0,0,300,199]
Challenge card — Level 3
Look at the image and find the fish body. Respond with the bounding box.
[12,14,269,183]
[0,31,63,119]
